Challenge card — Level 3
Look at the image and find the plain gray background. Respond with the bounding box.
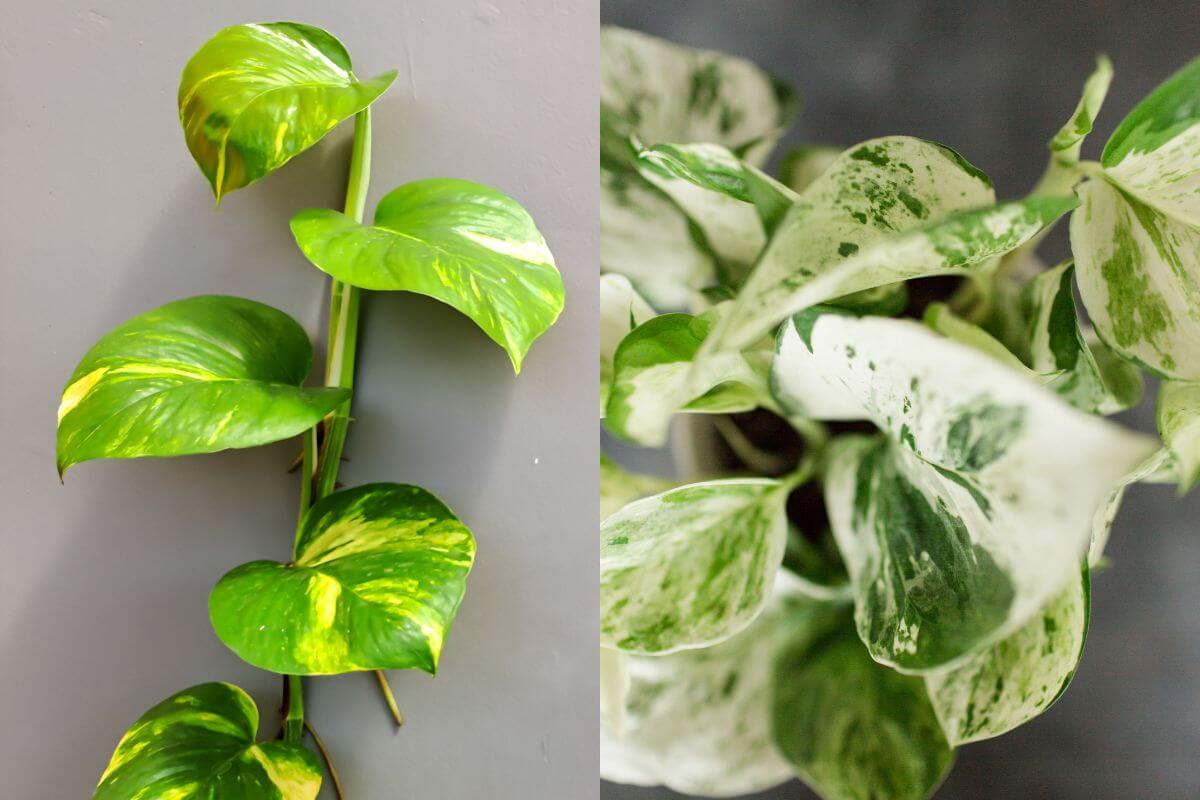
[602,1,1200,799]
[1,1,597,798]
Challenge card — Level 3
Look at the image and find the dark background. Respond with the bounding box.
[601,1,1200,798]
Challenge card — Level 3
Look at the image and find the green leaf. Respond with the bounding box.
[706,136,1004,352]
[1049,55,1113,159]
[779,145,841,193]
[179,22,396,202]
[604,308,772,447]
[94,682,321,800]
[925,565,1089,746]
[800,313,1155,671]
[291,179,564,372]
[1157,380,1200,492]
[1021,261,1143,413]
[210,483,475,675]
[600,26,794,308]
[600,478,789,654]
[924,303,1032,374]
[1102,57,1200,226]
[602,573,818,796]
[1070,177,1200,379]
[601,274,657,415]
[600,453,677,520]
[56,295,347,476]
[772,615,954,800]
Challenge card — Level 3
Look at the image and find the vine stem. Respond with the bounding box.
[283,106,376,755]
[304,721,347,800]
[374,669,405,729]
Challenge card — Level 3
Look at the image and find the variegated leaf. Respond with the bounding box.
[56,295,348,476]
[600,478,789,654]
[1102,57,1200,226]
[600,26,794,309]
[1157,380,1200,492]
[770,309,867,422]
[1089,448,1175,565]
[601,573,816,797]
[210,483,475,675]
[779,145,841,193]
[600,453,678,520]
[94,682,321,800]
[772,613,954,800]
[1049,55,1113,161]
[291,178,564,373]
[601,274,657,415]
[807,314,1155,671]
[1071,178,1200,379]
[1021,261,1143,413]
[923,303,1033,373]
[600,647,631,738]
[179,22,395,202]
[605,308,772,447]
[707,136,1056,353]
[925,566,1089,746]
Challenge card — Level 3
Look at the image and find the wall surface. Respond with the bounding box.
[601,1,1199,799]
[0,1,598,798]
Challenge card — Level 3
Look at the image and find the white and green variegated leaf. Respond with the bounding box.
[291,178,564,372]
[706,136,1071,353]
[210,483,475,675]
[636,142,800,264]
[602,170,716,309]
[600,478,789,654]
[601,453,678,520]
[1071,177,1200,379]
[1157,380,1200,492]
[600,647,631,738]
[1050,55,1113,160]
[601,573,818,797]
[770,310,867,422]
[56,295,348,477]
[772,613,954,800]
[779,145,841,193]
[923,302,1033,373]
[600,26,793,308]
[1089,448,1175,565]
[605,308,772,447]
[1022,262,1144,413]
[601,274,657,415]
[1101,57,1200,227]
[94,682,321,800]
[600,26,793,172]
[805,314,1155,671]
[925,565,1089,746]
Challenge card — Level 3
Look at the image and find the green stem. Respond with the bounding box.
[374,670,404,729]
[283,675,305,743]
[315,107,373,501]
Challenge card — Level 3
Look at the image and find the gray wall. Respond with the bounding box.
[602,1,1199,799]
[0,2,597,798]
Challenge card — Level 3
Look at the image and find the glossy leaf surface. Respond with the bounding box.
[179,22,395,202]
[802,314,1154,671]
[926,566,1088,746]
[772,617,954,800]
[600,478,788,654]
[602,574,815,797]
[57,295,347,476]
[94,682,320,800]
[211,483,475,675]
[292,178,564,372]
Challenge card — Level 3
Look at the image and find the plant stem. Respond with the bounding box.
[283,674,305,743]
[304,720,347,800]
[374,670,404,729]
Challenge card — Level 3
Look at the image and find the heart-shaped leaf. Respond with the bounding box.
[772,617,955,800]
[94,682,321,800]
[179,21,396,202]
[291,179,564,373]
[799,313,1154,671]
[1071,178,1200,379]
[925,565,1089,746]
[602,573,819,797]
[601,478,789,654]
[601,274,656,415]
[1101,57,1200,226]
[604,308,772,447]
[56,295,347,476]
[210,483,475,675]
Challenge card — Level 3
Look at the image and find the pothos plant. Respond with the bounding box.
[599,27,1199,800]
[58,22,564,800]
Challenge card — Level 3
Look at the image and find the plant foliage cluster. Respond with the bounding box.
[60,22,564,799]
[599,26,1200,799]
